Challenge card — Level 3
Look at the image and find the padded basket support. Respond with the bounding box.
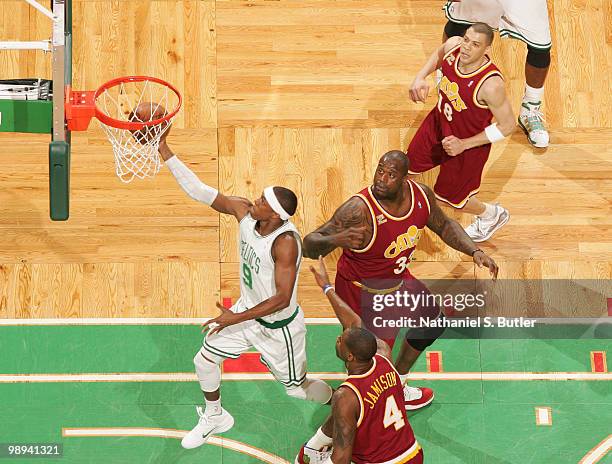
[49,140,70,221]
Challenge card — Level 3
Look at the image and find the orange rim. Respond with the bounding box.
[93,76,182,130]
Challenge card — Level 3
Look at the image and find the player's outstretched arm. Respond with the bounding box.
[158,139,251,221]
[309,256,363,330]
[303,197,370,259]
[410,36,462,103]
[421,184,499,279]
[309,257,393,359]
[441,76,516,156]
[329,387,359,464]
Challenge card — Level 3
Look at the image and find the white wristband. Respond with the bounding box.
[165,156,219,205]
[484,123,505,143]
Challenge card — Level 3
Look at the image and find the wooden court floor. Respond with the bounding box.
[0,0,610,318]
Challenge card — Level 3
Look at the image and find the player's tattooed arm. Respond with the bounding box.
[303,197,371,259]
[421,184,477,254]
[330,387,359,464]
[421,184,499,279]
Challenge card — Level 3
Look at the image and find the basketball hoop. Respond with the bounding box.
[66,76,182,183]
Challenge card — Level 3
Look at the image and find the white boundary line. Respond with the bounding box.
[578,435,612,464]
[1,371,610,383]
[62,427,289,464]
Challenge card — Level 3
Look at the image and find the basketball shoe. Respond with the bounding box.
[465,204,510,243]
[181,406,234,449]
[518,101,549,148]
[404,385,435,410]
[295,444,332,464]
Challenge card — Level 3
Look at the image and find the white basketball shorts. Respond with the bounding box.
[201,298,308,388]
[444,0,552,49]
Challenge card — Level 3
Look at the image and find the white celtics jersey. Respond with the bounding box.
[238,214,302,323]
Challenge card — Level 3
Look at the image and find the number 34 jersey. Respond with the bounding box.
[336,182,431,282]
[341,354,421,464]
[238,214,302,324]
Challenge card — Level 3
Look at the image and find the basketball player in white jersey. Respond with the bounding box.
[442,0,552,148]
[157,134,333,450]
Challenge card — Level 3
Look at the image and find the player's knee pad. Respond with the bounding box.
[405,317,446,352]
[526,45,551,69]
[193,351,221,392]
[286,378,333,404]
[444,20,470,39]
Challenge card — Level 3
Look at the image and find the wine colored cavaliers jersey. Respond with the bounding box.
[341,355,421,464]
[436,43,503,140]
[336,181,430,283]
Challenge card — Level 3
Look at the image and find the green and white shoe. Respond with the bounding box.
[181,406,234,449]
[518,101,549,148]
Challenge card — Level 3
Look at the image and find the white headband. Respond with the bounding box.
[264,186,291,220]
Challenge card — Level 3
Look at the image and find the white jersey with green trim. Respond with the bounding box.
[237,214,302,323]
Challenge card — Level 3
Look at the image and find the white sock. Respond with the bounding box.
[478,203,497,219]
[204,398,222,416]
[399,373,409,386]
[522,84,544,106]
[306,427,333,450]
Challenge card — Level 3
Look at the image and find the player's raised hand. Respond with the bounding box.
[441,135,466,156]
[410,76,430,102]
[473,250,499,280]
[201,302,243,335]
[334,225,368,249]
[309,256,332,289]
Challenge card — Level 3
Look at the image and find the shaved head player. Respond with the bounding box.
[303,150,498,410]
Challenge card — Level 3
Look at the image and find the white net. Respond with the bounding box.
[95,79,180,183]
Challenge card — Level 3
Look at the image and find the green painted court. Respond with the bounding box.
[1,323,610,463]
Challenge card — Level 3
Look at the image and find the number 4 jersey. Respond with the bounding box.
[238,214,302,324]
[341,354,422,464]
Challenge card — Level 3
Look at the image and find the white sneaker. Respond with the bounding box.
[181,406,234,449]
[403,385,434,410]
[295,444,332,464]
[465,205,510,243]
[518,102,549,148]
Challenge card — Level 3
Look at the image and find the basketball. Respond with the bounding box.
[128,101,169,144]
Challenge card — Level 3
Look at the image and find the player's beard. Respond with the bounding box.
[374,187,400,202]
